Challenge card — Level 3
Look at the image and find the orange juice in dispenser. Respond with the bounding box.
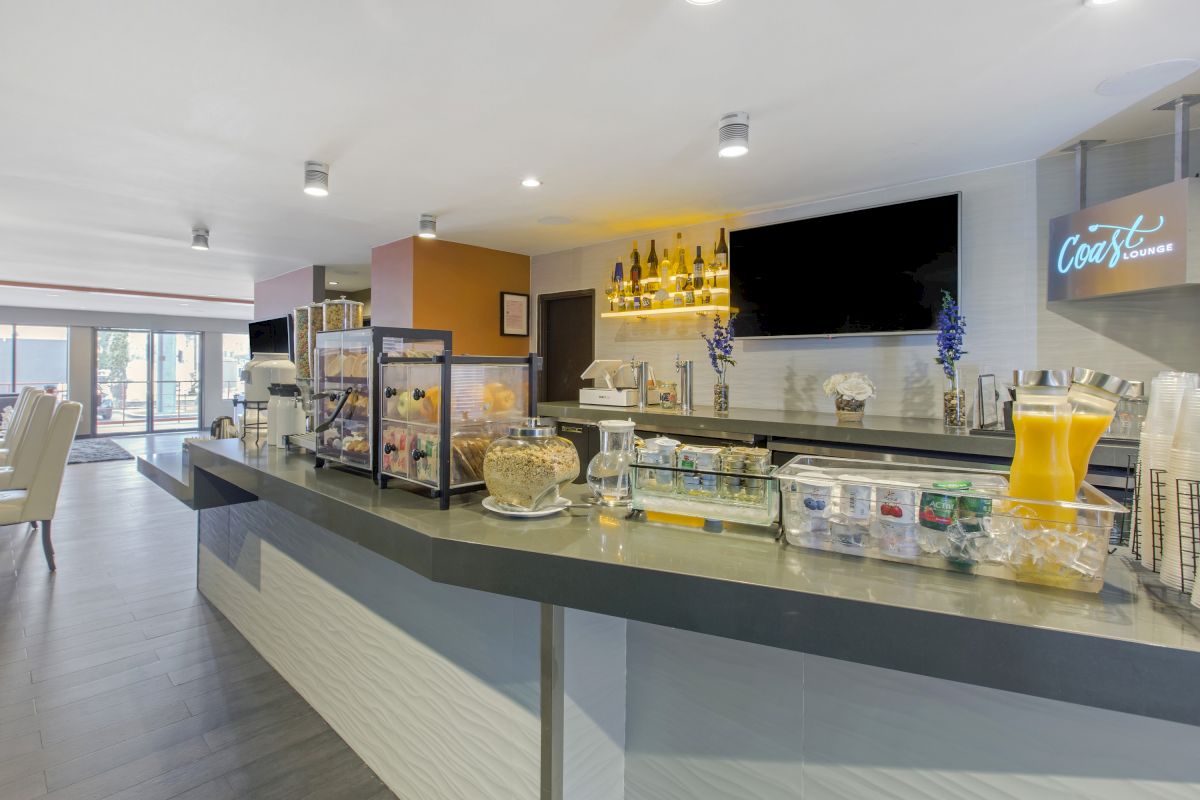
[1008,370,1077,528]
[1066,368,1131,492]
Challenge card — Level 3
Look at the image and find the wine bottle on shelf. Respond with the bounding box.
[659,244,671,280]
[686,246,701,306]
[716,227,729,270]
[614,261,626,311]
[701,266,713,306]
[630,241,642,296]
[675,233,688,289]
[647,240,659,280]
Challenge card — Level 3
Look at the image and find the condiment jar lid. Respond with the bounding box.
[506,418,558,438]
[644,437,679,451]
[1124,380,1145,399]
[1013,369,1070,388]
[1071,367,1131,398]
[599,419,636,432]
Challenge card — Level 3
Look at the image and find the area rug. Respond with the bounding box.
[68,438,134,465]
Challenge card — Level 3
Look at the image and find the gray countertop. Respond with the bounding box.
[537,401,1137,468]
[164,438,1200,727]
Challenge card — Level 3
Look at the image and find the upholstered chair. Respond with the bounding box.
[0,401,82,570]
[0,394,55,491]
[0,388,45,466]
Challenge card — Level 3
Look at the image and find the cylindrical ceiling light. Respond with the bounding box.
[191,227,210,250]
[718,112,750,158]
[418,214,438,239]
[304,161,330,196]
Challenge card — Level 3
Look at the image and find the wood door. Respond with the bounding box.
[538,291,594,402]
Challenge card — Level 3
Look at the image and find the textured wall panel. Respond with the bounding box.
[625,621,1200,800]
[198,500,542,800]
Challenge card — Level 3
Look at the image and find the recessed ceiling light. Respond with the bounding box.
[304,161,330,196]
[328,280,340,286]
[1095,59,1200,96]
[686,0,722,5]
[45,293,60,297]
[1083,0,1119,6]
[418,213,438,239]
[718,111,750,158]
[191,227,209,250]
[521,177,542,188]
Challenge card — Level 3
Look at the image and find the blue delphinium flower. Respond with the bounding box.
[701,314,737,380]
[934,291,966,380]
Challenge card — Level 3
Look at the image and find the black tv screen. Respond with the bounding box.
[248,316,292,358]
[729,193,960,337]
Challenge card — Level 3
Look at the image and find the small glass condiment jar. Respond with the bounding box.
[657,382,677,411]
[483,418,580,511]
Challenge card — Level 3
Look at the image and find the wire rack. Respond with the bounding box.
[1175,478,1200,595]
[1149,468,1166,572]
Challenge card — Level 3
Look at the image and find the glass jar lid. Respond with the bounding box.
[506,418,558,438]
[599,419,635,432]
[1071,367,1131,397]
[1013,369,1070,388]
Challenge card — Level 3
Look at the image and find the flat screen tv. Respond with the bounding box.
[729,193,960,338]
[248,315,292,358]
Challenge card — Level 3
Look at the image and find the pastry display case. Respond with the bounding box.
[376,329,538,508]
[313,327,378,474]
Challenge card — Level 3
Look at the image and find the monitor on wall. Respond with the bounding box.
[728,193,961,338]
[248,315,292,358]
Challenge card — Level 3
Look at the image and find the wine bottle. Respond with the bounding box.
[653,249,669,308]
[686,246,701,306]
[716,227,729,269]
[647,240,659,280]
[630,241,642,295]
[701,270,712,306]
[675,233,688,290]
[614,261,625,311]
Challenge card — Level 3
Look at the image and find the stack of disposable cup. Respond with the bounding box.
[1136,372,1198,572]
[1160,387,1200,592]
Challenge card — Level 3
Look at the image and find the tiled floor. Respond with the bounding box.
[0,438,396,799]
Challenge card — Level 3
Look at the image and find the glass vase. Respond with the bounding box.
[713,382,730,414]
[834,396,865,422]
[943,368,967,429]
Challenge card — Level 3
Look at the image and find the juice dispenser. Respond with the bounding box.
[1008,370,1076,527]
[1067,368,1130,491]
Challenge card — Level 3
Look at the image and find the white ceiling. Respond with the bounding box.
[2,0,1199,318]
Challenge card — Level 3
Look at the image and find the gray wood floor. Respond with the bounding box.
[0,452,397,800]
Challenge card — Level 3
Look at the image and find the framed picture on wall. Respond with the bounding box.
[500,292,530,337]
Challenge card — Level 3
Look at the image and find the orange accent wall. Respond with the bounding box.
[410,238,530,355]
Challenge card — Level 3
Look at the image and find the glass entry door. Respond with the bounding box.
[95,329,201,434]
[151,332,200,430]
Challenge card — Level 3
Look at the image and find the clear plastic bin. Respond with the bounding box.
[778,455,1127,593]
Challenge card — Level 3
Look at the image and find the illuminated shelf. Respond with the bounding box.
[624,269,729,287]
[600,304,733,319]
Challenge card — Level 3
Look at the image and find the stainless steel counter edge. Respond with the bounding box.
[537,401,1137,468]
[182,440,1200,727]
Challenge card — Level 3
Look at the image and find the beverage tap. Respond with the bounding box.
[635,361,651,408]
[675,354,694,414]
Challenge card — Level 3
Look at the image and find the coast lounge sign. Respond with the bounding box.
[1048,178,1194,301]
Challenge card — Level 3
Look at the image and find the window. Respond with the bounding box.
[222,333,251,399]
[0,324,69,395]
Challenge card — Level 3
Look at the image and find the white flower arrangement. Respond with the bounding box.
[823,372,876,402]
